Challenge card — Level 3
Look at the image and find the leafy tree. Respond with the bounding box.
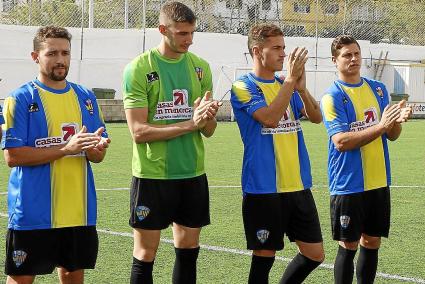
[7,0,81,27]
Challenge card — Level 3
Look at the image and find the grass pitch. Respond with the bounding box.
[0,121,424,283]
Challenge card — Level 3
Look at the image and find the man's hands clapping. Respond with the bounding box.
[192,91,222,129]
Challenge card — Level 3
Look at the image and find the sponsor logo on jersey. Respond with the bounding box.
[12,250,27,267]
[85,99,94,115]
[256,229,270,244]
[62,123,78,142]
[195,67,203,81]
[173,90,187,106]
[153,89,193,120]
[35,136,63,147]
[136,206,150,221]
[261,108,302,135]
[340,215,350,229]
[35,123,81,154]
[146,71,159,83]
[28,103,39,113]
[349,107,379,132]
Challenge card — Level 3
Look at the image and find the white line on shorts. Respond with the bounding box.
[0,214,424,283]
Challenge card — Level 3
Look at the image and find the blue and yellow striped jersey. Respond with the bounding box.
[0,105,4,125]
[2,79,107,230]
[231,73,312,194]
[320,78,391,195]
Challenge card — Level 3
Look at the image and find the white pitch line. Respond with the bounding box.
[1,185,425,196]
[96,188,129,191]
[0,215,424,283]
[97,228,423,283]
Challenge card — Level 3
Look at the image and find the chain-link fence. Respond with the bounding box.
[0,0,425,45]
[1,0,425,46]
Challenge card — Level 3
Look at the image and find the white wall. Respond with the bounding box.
[1,24,425,101]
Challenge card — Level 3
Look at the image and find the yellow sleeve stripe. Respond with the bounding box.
[321,94,337,121]
[232,81,252,103]
[3,97,16,130]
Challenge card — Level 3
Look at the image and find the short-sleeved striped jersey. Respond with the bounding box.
[231,73,312,194]
[0,105,4,125]
[320,78,391,195]
[2,79,107,230]
[123,48,213,179]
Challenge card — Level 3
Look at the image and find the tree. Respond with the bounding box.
[7,0,81,27]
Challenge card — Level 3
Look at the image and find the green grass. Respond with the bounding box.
[1,121,425,283]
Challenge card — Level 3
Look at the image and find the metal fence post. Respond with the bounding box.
[142,0,146,52]
[88,0,93,28]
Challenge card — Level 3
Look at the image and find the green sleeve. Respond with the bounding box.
[201,61,213,95]
[122,58,148,109]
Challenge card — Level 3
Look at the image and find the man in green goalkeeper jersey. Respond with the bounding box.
[122,2,221,283]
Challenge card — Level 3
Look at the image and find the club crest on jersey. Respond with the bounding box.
[85,99,94,115]
[146,71,159,83]
[136,206,150,221]
[12,250,27,267]
[256,229,270,244]
[376,87,384,98]
[28,103,39,113]
[340,215,350,229]
[195,67,203,81]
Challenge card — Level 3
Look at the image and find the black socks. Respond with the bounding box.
[280,253,322,284]
[130,257,154,284]
[172,247,200,284]
[356,246,379,284]
[334,245,357,284]
[248,254,275,284]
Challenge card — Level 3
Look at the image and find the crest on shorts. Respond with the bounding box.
[340,215,350,229]
[136,206,150,221]
[12,250,27,267]
[256,229,270,244]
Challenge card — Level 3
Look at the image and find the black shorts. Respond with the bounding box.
[330,187,391,242]
[5,226,98,276]
[243,190,323,251]
[129,174,210,230]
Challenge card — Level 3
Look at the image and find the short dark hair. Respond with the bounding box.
[331,35,360,57]
[159,1,196,25]
[33,26,72,51]
[247,23,284,57]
